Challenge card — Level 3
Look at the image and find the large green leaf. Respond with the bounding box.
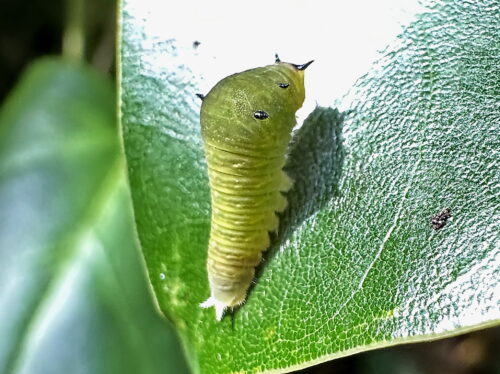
[0,59,189,374]
[119,0,499,373]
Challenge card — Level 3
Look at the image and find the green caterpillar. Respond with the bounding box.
[199,55,313,320]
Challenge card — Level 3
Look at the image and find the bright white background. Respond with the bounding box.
[128,0,424,122]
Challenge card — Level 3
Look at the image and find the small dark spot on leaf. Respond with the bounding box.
[431,208,451,230]
[193,40,201,48]
[253,110,269,120]
[278,83,289,89]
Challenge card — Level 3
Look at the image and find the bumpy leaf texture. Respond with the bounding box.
[119,0,499,373]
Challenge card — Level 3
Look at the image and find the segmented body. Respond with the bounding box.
[199,59,311,320]
[205,139,292,299]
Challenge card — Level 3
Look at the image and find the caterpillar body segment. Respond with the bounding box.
[199,58,312,320]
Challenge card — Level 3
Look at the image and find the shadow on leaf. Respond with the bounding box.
[239,106,345,315]
[282,106,345,235]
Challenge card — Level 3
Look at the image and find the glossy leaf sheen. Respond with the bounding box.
[0,59,189,374]
[119,1,499,373]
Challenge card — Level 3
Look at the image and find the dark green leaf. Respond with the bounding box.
[119,1,499,373]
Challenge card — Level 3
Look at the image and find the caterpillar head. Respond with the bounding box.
[200,57,313,149]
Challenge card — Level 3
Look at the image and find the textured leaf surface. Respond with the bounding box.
[119,1,499,373]
[0,59,189,374]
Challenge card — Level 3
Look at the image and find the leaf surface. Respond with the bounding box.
[119,1,499,373]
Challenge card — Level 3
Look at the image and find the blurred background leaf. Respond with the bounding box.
[0,58,189,374]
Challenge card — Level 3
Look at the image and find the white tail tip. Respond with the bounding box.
[200,296,227,321]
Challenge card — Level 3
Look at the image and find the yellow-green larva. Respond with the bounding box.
[199,55,313,320]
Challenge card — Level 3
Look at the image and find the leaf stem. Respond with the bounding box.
[62,0,85,61]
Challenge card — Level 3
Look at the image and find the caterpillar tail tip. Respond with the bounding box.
[200,296,226,321]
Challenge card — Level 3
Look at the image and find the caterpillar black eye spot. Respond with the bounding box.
[253,110,269,120]
[278,83,289,89]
